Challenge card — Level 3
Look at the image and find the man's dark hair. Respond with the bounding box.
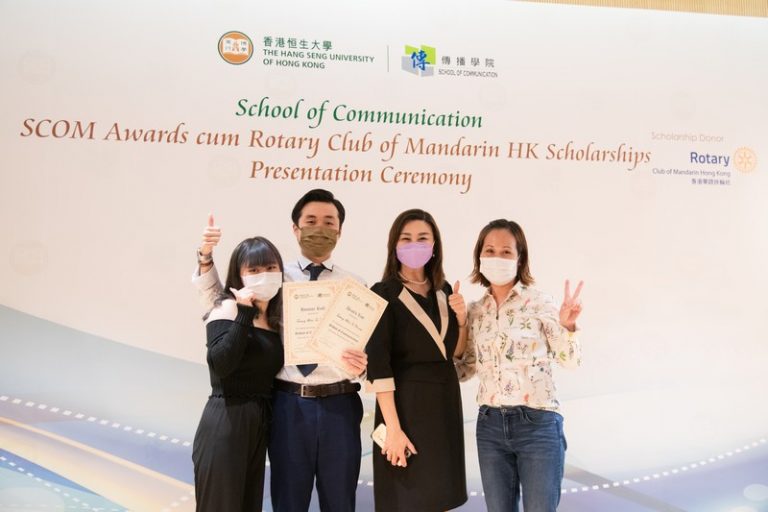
[290,189,346,227]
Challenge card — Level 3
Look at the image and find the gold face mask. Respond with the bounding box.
[299,226,339,258]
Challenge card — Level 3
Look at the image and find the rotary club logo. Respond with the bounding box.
[218,31,253,65]
[733,147,757,173]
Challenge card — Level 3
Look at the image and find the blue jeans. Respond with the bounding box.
[476,405,566,512]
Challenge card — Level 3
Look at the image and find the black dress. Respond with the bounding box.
[366,279,467,512]
[192,303,284,512]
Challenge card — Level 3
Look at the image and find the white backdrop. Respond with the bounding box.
[1,1,767,511]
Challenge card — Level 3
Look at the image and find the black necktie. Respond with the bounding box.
[307,264,325,281]
[297,264,325,376]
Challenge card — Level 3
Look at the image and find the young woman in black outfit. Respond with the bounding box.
[192,236,284,511]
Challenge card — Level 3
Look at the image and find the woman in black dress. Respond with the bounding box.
[192,236,285,511]
[365,209,468,511]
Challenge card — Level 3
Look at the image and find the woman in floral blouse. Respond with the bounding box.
[456,219,583,512]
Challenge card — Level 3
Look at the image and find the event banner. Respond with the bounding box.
[1,1,766,510]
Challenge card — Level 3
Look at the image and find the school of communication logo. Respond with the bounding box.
[218,31,253,65]
[402,44,436,77]
[733,147,757,173]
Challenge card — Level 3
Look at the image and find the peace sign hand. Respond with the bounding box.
[559,279,583,332]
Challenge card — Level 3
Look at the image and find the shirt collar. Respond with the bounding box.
[482,280,525,307]
[297,254,335,272]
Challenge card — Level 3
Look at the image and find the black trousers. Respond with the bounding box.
[192,396,270,512]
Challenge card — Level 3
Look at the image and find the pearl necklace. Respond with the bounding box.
[398,272,428,285]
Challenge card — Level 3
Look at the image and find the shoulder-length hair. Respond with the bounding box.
[470,219,534,288]
[210,236,284,331]
[382,209,445,290]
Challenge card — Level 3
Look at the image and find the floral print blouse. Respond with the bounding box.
[455,282,581,411]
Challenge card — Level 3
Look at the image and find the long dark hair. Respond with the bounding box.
[470,219,534,288]
[382,209,445,290]
[210,236,284,331]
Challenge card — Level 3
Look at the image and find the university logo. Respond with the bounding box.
[402,44,436,77]
[733,147,757,173]
[218,31,253,65]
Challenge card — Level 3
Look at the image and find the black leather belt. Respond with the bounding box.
[274,379,361,398]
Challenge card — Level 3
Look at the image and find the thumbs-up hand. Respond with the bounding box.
[448,280,467,328]
[200,213,221,256]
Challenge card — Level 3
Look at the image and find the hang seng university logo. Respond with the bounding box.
[402,44,436,77]
[218,31,253,65]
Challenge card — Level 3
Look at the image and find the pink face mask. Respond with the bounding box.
[396,242,434,269]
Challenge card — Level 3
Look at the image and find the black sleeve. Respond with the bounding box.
[205,304,257,378]
[365,282,394,383]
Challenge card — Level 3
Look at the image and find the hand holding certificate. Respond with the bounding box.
[309,278,387,370]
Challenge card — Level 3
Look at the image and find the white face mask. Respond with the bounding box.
[241,271,283,301]
[480,257,518,286]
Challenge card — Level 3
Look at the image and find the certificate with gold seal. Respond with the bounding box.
[308,277,387,367]
[283,279,344,366]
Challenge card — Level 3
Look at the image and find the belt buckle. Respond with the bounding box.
[300,384,316,398]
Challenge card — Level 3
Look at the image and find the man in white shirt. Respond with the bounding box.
[194,189,368,512]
